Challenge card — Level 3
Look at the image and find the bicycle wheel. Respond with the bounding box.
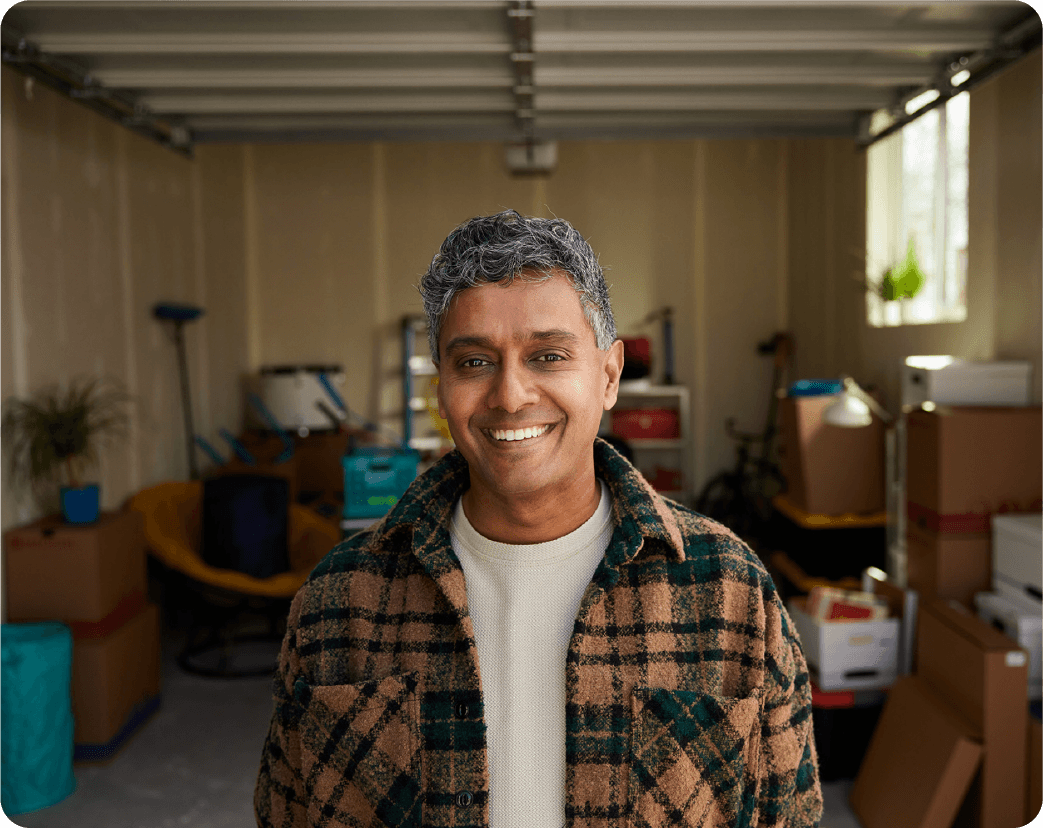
[694,472,743,531]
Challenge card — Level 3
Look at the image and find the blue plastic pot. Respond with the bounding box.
[60,484,100,524]
[1,622,76,815]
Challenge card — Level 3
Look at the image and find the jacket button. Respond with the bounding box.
[294,678,308,702]
[456,791,473,808]
[455,701,468,718]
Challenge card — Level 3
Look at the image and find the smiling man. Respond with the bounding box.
[255,211,822,828]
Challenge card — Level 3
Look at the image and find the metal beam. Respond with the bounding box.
[143,92,514,114]
[7,1,505,8]
[535,29,995,53]
[508,0,535,141]
[98,66,515,88]
[859,12,1042,147]
[538,88,891,111]
[0,27,192,156]
[31,31,512,55]
[536,64,934,87]
[538,0,1002,6]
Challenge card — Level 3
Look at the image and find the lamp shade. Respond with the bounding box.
[823,391,872,427]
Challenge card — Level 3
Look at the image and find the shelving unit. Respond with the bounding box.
[603,383,692,505]
[402,315,454,456]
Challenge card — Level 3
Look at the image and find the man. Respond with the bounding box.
[255,210,822,828]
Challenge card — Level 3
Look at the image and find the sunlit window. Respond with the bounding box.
[865,92,969,327]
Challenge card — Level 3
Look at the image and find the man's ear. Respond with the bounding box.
[603,339,624,410]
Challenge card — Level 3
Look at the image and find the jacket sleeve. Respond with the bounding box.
[756,602,823,828]
[255,591,309,828]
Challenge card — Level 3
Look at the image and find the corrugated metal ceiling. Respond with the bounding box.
[2,0,1038,155]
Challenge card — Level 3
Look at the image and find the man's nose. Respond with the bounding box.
[487,361,539,413]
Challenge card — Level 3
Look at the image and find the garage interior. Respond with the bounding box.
[1,2,1041,826]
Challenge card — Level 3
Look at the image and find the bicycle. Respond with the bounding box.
[694,332,793,552]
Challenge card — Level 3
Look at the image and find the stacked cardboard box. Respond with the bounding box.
[851,599,1030,828]
[778,394,886,516]
[904,406,1042,607]
[3,510,161,760]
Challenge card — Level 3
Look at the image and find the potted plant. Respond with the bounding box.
[2,377,131,524]
[858,239,928,303]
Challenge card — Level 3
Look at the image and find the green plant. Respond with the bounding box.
[860,239,928,302]
[2,377,131,492]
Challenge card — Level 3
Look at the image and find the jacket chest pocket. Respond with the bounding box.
[629,688,761,828]
[295,672,422,828]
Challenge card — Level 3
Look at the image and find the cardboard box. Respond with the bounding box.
[992,513,1043,604]
[850,675,982,828]
[293,430,352,496]
[4,510,146,624]
[1028,712,1042,826]
[917,599,1030,828]
[905,407,1042,534]
[974,591,1042,701]
[72,601,161,749]
[777,395,885,516]
[788,597,899,691]
[906,523,991,608]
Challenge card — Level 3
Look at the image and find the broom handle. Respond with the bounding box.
[173,322,199,480]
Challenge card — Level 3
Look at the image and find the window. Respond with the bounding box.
[865,91,969,327]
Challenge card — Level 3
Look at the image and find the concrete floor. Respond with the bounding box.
[5,631,865,828]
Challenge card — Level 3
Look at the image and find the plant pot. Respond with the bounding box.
[60,484,100,524]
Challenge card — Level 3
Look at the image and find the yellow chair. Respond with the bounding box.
[127,480,340,677]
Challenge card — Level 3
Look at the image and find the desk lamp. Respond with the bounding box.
[824,376,905,586]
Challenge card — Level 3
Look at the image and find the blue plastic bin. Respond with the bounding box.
[1,622,76,816]
[342,447,420,520]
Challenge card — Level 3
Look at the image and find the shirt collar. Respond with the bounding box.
[373,436,686,575]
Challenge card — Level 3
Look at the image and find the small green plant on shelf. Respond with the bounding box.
[2,377,131,523]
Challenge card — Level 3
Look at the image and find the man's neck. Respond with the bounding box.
[461,473,602,545]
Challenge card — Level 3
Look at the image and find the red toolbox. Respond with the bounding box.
[611,408,680,440]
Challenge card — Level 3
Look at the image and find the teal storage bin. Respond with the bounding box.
[342,447,420,520]
[788,379,843,397]
[1,622,76,816]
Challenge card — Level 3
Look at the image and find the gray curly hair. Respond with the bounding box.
[418,210,617,361]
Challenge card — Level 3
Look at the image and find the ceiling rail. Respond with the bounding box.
[0,25,194,158]
[858,12,1042,149]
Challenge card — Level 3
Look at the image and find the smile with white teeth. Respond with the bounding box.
[489,425,551,442]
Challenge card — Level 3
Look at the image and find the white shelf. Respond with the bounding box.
[607,384,692,505]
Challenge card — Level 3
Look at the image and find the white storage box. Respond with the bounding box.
[992,513,1043,605]
[250,365,346,434]
[902,358,1031,406]
[788,597,899,691]
[974,590,1042,701]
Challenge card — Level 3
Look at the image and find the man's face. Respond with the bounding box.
[436,271,623,504]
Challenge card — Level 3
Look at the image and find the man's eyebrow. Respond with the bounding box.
[529,329,579,344]
[443,335,494,356]
[443,330,580,356]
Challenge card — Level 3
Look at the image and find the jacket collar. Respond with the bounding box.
[373,437,686,577]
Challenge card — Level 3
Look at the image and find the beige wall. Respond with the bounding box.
[238,138,790,493]
[0,67,247,529]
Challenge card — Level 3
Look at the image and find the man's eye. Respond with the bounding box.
[461,358,488,368]
[535,353,565,363]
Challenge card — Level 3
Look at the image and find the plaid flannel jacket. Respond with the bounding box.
[255,439,822,828]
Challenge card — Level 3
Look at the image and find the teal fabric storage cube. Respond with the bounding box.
[342,448,419,520]
[1,622,76,816]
